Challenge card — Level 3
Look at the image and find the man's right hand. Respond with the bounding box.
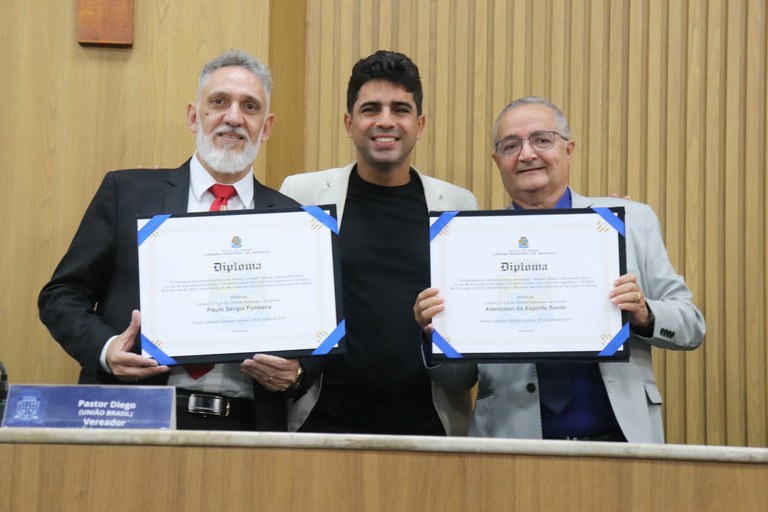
[106,310,169,382]
[413,287,445,334]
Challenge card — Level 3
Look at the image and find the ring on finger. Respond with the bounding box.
[267,375,274,383]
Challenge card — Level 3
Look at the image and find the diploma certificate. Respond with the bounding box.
[429,208,628,361]
[137,206,344,365]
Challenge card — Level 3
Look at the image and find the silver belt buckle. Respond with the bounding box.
[187,394,230,417]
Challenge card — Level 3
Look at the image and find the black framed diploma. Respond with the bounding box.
[137,205,345,365]
[429,208,629,362]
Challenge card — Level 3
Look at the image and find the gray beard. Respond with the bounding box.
[196,127,262,174]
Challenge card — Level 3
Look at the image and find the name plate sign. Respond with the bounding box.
[1,384,175,429]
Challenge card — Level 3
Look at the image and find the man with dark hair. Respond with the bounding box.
[39,49,301,431]
[345,50,424,115]
[270,50,478,435]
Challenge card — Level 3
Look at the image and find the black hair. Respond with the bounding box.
[346,50,423,115]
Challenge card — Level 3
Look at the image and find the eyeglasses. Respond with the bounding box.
[494,130,569,158]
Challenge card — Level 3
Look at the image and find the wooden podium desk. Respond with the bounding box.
[1,428,766,512]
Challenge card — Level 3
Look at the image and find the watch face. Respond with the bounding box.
[288,365,304,391]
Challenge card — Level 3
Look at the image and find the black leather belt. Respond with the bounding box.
[176,390,254,421]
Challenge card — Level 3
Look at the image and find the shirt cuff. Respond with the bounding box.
[99,336,118,374]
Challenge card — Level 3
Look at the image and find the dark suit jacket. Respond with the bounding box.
[38,160,299,430]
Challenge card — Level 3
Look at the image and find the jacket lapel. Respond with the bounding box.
[323,163,355,225]
[418,170,444,212]
[252,179,276,209]
[164,160,192,214]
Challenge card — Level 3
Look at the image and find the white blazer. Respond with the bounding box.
[279,162,479,435]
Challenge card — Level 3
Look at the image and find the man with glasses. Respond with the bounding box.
[415,96,705,443]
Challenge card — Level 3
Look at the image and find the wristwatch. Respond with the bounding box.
[288,364,304,390]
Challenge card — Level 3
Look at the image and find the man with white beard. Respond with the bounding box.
[39,49,300,431]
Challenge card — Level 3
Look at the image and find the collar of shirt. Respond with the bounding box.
[511,187,572,210]
[188,153,255,212]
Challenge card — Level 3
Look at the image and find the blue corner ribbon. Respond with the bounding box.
[140,334,178,365]
[598,322,630,356]
[312,319,346,355]
[592,208,625,237]
[137,214,172,246]
[429,211,460,241]
[432,329,463,358]
[302,205,339,235]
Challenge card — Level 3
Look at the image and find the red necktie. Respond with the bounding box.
[209,184,237,211]
[184,184,238,379]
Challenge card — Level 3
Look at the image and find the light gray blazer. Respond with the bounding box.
[279,162,480,435]
[458,190,706,443]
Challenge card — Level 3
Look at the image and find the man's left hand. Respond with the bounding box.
[609,273,652,327]
[241,354,302,392]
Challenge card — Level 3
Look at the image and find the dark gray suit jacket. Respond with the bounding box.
[39,160,299,429]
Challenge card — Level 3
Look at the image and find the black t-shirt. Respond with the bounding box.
[300,168,445,435]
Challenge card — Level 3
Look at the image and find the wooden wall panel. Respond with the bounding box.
[300,0,768,447]
[267,0,307,189]
[703,0,728,445]
[744,0,767,446]
[681,0,706,443]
